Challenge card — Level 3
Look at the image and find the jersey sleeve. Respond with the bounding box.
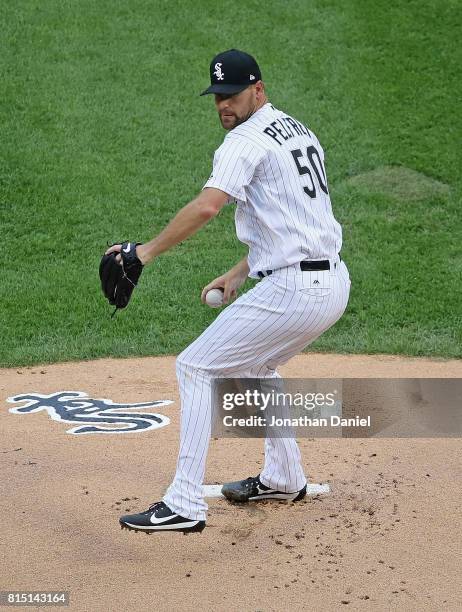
[203,137,264,203]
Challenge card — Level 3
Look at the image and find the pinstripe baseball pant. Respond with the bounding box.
[163,257,351,520]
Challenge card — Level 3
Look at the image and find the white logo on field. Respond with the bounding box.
[7,391,173,435]
[214,62,224,81]
[249,74,255,80]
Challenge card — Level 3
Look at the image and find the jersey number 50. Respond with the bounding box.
[290,146,328,198]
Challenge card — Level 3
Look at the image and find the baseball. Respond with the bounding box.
[205,288,224,308]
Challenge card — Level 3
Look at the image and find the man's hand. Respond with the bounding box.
[100,241,144,313]
[201,258,249,305]
[105,243,150,266]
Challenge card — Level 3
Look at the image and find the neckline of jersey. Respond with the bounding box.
[252,101,273,120]
[230,102,273,133]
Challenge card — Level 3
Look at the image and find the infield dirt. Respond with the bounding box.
[1,353,461,612]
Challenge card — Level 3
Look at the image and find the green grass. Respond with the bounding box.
[1,0,461,367]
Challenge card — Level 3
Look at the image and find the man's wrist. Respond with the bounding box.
[240,257,250,276]
[136,244,154,266]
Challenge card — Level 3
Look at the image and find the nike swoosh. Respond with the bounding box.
[257,485,277,494]
[123,243,131,253]
[150,512,179,525]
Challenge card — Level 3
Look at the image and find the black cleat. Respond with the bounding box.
[222,475,307,503]
[119,501,206,534]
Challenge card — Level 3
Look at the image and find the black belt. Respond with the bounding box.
[257,257,341,279]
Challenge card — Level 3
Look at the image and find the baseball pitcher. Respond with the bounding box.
[102,49,351,534]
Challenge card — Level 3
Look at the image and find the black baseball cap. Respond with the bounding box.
[200,49,262,96]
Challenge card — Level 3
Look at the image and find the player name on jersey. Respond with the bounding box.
[262,113,312,145]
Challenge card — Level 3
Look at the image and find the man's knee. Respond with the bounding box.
[176,349,213,377]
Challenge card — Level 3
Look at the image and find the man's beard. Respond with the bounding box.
[220,113,239,130]
[220,107,254,130]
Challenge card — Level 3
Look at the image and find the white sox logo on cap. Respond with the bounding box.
[201,49,262,96]
[214,62,224,80]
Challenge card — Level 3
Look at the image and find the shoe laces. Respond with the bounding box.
[147,501,166,513]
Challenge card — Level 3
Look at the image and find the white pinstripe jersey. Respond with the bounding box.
[203,102,342,279]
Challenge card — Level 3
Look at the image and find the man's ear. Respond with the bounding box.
[255,80,265,100]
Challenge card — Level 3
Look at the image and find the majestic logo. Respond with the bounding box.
[214,62,224,81]
[7,391,172,435]
[313,280,320,285]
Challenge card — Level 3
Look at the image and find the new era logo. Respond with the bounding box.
[249,74,255,80]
